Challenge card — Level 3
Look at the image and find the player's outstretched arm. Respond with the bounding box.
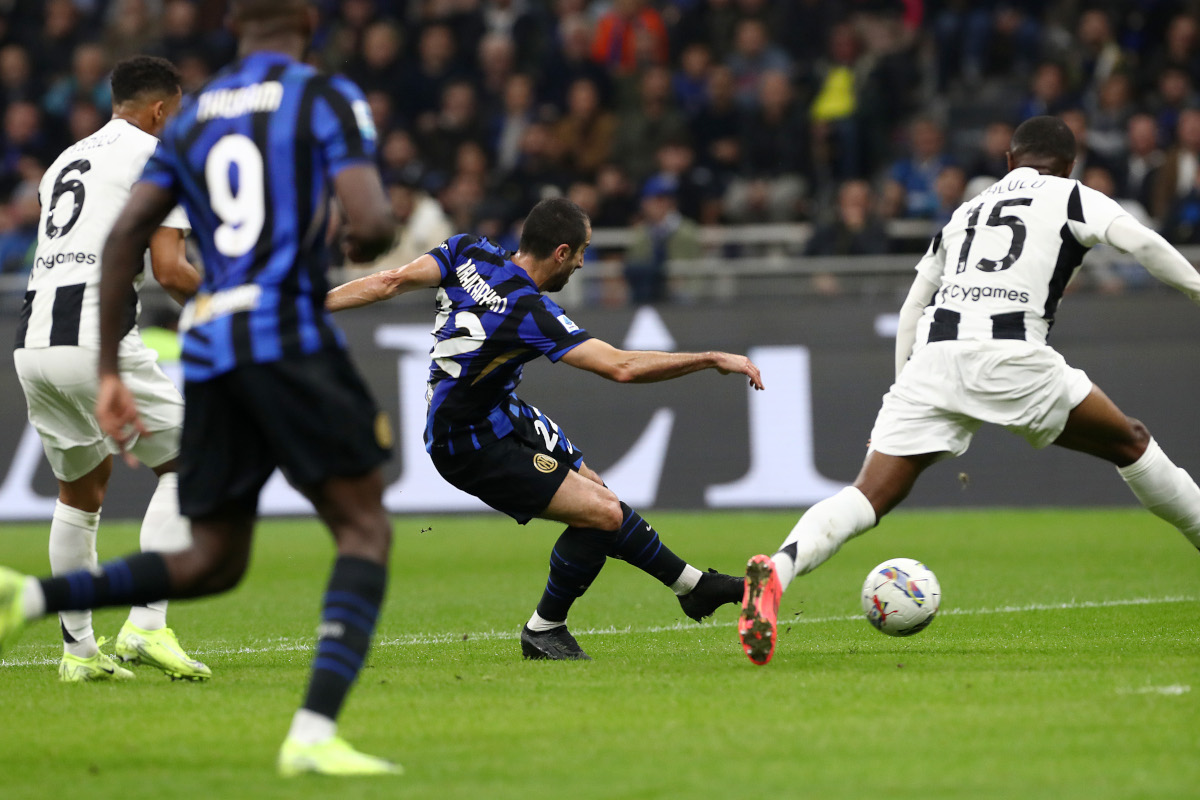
[326,254,442,311]
[1103,215,1200,304]
[560,339,764,389]
[148,226,200,305]
[333,164,396,264]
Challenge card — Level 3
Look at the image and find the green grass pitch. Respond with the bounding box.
[0,509,1196,799]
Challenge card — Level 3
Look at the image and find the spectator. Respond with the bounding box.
[1160,162,1200,245]
[418,80,486,178]
[102,0,161,63]
[725,69,808,223]
[66,99,103,144]
[0,45,40,112]
[1085,72,1136,164]
[497,121,571,213]
[317,0,380,74]
[884,117,954,219]
[151,0,233,70]
[0,162,39,274]
[1118,114,1164,211]
[933,0,1044,90]
[489,72,537,176]
[42,43,111,121]
[690,64,741,172]
[809,21,866,182]
[726,17,792,108]
[673,42,712,118]
[34,0,84,80]
[590,0,670,77]
[1018,61,1073,120]
[1059,108,1114,182]
[932,165,967,227]
[380,128,429,190]
[593,162,639,228]
[177,52,213,93]
[477,32,518,123]
[1073,9,1126,105]
[1149,108,1200,222]
[551,77,617,181]
[1138,14,1200,96]
[345,20,405,99]
[0,102,51,194]
[806,179,889,257]
[481,0,552,75]
[965,121,1014,181]
[624,174,702,304]
[611,65,689,183]
[1149,66,1196,148]
[649,137,721,224]
[348,176,454,274]
[540,13,613,113]
[400,24,463,123]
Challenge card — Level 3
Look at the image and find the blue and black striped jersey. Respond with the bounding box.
[139,51,377,382]
[424,234,592,453]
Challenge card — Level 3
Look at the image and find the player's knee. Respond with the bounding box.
[593,495,624,532]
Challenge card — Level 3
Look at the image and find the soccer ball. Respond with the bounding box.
[861,558,941,637]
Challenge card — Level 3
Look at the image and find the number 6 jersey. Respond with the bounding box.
[18,119,188,352]
[914,166,1128,348]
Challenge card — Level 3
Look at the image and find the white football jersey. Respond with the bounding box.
[18,118,188,350]
[914,166,1128,348]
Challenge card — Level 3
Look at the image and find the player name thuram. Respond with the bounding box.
[197,81,284,121]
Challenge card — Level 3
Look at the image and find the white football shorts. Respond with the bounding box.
[14,342,183,481]
[869,339,1093,459]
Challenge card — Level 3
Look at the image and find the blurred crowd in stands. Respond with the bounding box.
[1,0,1199,302]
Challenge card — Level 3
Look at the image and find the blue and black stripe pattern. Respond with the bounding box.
[303,556,387,720]
[424,234,592,453]
[38,552,172,613]
[535,527,611,623]
[139,51,375,382]
[610,503,686,584]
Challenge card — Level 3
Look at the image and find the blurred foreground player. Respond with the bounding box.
[739,116,1200,665]
[328,198,761,660]
[13,56,208,682]
[0,0,401,777]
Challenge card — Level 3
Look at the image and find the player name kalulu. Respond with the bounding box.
[197,81,284,121]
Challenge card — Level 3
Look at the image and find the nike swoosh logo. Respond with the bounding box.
[99,666,115,674]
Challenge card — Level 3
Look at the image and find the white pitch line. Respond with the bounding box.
[1,594,1196,669]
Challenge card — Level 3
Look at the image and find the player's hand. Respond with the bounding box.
[713,353,765,390]
[96,373,147,467]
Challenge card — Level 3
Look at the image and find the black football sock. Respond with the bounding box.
[534,526,613,623]
[610,502,687,585]
[302,556,387,720]
[38,552,171,611]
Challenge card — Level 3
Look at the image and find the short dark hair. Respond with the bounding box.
[111,56,181,104]
[518,198,590,259]
[232,0,311,25]
[1010,115,1076,170]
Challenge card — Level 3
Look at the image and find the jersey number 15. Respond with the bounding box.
[955,197,1033,274]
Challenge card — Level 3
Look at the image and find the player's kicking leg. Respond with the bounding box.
[739,451,941,665]
[1052,385,1200,548]
[114,461,210,681]
[525,465,745,661]
[49,456,132,682]
[277,469,401,778]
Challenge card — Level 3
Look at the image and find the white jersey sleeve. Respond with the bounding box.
[161,204,190,231]
[1065,183,1129,248]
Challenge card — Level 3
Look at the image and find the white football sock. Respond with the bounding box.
[526,610,565,632]
[1118,439,1200,550]
[287,708,337,745]
[21,577,45,620]
[670,564,702,595]
[771,487,878,592]
[48,500,100,657]
[127,472,191,631]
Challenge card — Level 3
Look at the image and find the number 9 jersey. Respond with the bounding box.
[138,52,377,383]
[914,166,1128,349]
[20,119,188,352]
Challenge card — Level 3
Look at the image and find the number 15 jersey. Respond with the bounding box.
[914,166,1128,348]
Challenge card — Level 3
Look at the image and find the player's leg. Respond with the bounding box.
[50,455,136,681]
[1053,385,1200,549]
[115,357,210,678]
[286,469,392,751]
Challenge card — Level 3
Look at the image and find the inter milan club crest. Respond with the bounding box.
[533,454,558,474]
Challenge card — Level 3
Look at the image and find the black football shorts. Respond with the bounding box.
[178,349,392,518]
